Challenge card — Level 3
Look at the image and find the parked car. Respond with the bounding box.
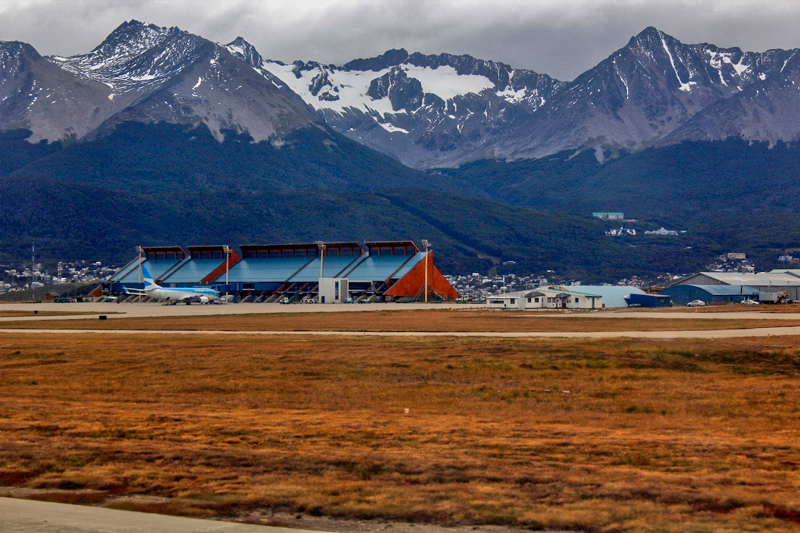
[686,300,706,307]
[741,299,760,305]
[279,297,291,304]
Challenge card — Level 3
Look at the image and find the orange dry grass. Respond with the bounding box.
[1,333,799,532]
[1,309,799,332]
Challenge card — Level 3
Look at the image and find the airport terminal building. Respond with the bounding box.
[105,241,459,303]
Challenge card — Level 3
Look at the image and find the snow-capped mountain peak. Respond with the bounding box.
[3,23,800,171]
[1,22,321,145]
[49,20,210,92]
[225,44,564,167]
[224,36,265,70]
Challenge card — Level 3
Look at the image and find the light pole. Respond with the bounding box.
[30,244,35,301]
[316,241,326,279]
[316,241,326,302]
[223,245,231,301]
[422,239,430,303]
[223,245,230,284]
[136,246,143,303]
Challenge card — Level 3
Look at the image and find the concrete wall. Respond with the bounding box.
[319,278,349,304]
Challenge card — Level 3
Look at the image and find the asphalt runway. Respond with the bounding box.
[0,326,798,338]
[1,302,800,338]
[0,497,315,533]
[0,301,478,321]
[2,301,800,320]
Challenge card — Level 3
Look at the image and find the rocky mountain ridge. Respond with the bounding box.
[230,26,800,167]
[244,47,565,168]
[1,21,799,169]
[1,20,322,145]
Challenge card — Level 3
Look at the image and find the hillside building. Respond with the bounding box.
[593,212,624,220]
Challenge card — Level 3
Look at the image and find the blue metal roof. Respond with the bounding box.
[391,252,427,279]
[576,285,646,308]
[345,253,421,282]
[289,256,364,282]
[220,252,422,285]
[661,284,759,296]
[109,259,141,282]
[114,259,187,284]
[162,259,225,284]
[221,256,315,283]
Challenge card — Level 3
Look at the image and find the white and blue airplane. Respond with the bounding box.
[124,264,219,304]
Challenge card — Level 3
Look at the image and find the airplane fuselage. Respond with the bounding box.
[123,264,220,304]
[146,287,219,303]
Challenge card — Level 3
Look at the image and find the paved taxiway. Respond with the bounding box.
[1,301,800,320]
[1,302,800,338]
[0,497,315,533]
[0,301,477,321]
[1,326,799,339]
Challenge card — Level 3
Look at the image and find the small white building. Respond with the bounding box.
[486,287,602,310]
[318,277,349,304]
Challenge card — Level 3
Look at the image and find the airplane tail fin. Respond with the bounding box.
[141,264,160,289]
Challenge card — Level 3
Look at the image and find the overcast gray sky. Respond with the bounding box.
[1,0,799,81]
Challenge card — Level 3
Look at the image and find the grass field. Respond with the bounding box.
[2,309,800,333]
[1,328,799,532]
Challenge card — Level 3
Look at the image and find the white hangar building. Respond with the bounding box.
[486,287,602,310]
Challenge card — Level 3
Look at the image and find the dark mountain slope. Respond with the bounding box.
[0,174,721,280]
[6,121,446,193]
[0,129,61,175]
[443,139,800,220]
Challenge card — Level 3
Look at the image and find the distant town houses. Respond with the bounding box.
[593,211,682,237]
[445,272,553,302]
[605,227,637,236]
[0,260,117,293]
[705,253,755,274]
[603,225,684,237]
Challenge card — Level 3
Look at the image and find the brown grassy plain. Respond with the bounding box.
[1,331,800,532]
[2,309,800,333]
